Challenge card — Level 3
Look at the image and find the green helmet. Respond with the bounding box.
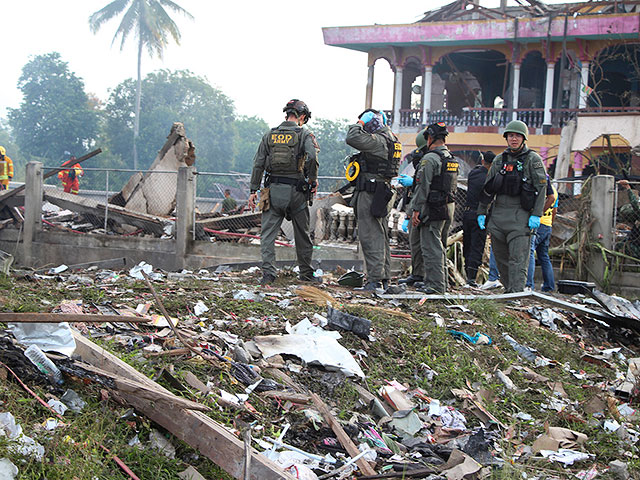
[415,129,428,150]
[503,120,529,140]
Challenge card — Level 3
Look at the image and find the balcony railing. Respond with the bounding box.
[386,106,640,130]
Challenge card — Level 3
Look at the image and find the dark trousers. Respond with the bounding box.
[462,211,487,282]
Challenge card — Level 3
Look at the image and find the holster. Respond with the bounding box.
[520,183,537,212]
[370,182,392,218]
[259,187,271,212]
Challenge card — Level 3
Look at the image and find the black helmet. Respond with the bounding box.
[425,122,448,140]
[284,99,311,123]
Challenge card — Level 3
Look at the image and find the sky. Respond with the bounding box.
[1,0,577,126]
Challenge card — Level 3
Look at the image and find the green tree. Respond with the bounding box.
[232,116,269,173]
[309,117,355,178]
[104,69,236,171]
[89,0,193,169]
[8,52,98,161]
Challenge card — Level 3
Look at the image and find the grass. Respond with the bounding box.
[0,273,637,478]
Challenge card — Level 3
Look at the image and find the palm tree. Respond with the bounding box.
[89,0,193,169]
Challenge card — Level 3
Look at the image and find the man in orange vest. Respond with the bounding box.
[0,146,14,191]
[58,154,83,194]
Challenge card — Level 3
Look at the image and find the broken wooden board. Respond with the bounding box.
[379,291,615,323]
[44,188,168,235]
[1,313,149,323]
[71,331,296,480]
[310,392,377,476]
[197,211,262,232]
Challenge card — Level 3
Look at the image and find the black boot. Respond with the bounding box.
[355,281,383,292]
[398,274,422,286]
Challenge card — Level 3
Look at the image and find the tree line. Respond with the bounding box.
[2,52,354,191]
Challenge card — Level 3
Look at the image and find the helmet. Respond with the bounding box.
[0,146,5,156]
[415,129,428,150]
[503,120,529,140]
[338,270,365,287]
[425,122,448,140]
[283,99,311,123]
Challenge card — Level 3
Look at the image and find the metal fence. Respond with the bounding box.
[42,167,177,238]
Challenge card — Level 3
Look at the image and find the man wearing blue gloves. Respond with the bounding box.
[346,109,402,291]
[398,129,428,286]
[477,120,547,292]
[410,123,458,294]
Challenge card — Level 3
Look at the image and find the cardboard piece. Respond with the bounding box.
[533,424,587,452]
[441,449,483,480]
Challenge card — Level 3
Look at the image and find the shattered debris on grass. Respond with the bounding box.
[0,263,639,479]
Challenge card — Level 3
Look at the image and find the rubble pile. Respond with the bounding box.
[0,263,638,479]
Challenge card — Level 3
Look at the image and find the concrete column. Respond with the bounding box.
[512,63,521,121]
[422,65,433,126]
[392,66,404,130]
[23,162,43,267]
[365,64,375,109]
[543,61,556,125]
[175,165,196,271]
[588,175,615,287]
[579,61,590,109]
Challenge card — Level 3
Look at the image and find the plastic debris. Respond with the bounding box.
[233,290,264,302]
[502,333,537,362]
[9,322,76,356]
[61,390,87,413]
[326,307,371,339]
[539,448,592,465]
[48,264,68,274]
[0,458,18,479]
[0,412,45,461]
[448,330,492,345]
[255,334,365,378]
[129,261,153,280]
[23,344,64,384]
[47,399,68,416]
[149,429,176,459]
[193,300,209,316]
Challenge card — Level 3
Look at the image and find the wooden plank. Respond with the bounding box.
[71,331,296,480]
[1,313,149,323]
[310,392,377,476]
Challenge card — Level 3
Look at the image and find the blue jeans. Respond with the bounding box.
[489,247,500,281]
[526,224,554,291]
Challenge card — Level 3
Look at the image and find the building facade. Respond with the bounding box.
[323,0,640,176]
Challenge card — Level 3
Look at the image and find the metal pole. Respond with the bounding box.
[104,170,109,232]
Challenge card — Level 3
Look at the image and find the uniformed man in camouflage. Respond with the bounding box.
[346,109,401,291]
[397,129,428,286]
[248,99,319,285]
[477,120,547,292]
[410,123,459,294]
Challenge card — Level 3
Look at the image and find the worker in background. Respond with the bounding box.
[248,99,319,285]
[58,154,83,194]
[616,179,640,259]
[346,109,401,292]
[397,128,428,287]
[0,146,14,191]
[477,120,547,292]
[221,189,237,214]
[410,122,459,294]
[463,151,495,286]
[526,176,558,292]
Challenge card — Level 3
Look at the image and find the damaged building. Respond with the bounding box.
[323,0,640,180]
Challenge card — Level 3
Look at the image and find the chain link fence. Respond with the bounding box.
[42,167,177,238]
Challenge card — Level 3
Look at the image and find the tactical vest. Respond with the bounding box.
[429,149,459,202]
[267,127,304,176]
[360,131,402,179]
[485,152,525,197]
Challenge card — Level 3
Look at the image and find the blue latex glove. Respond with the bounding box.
[477,215,486,230]
[528,215,541,229]
[360,111,375,124]
[397,174,413,187]
[401,219,409,233]
[379,110,388,125]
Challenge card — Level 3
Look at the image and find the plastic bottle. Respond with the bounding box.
[23,344,63,384]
